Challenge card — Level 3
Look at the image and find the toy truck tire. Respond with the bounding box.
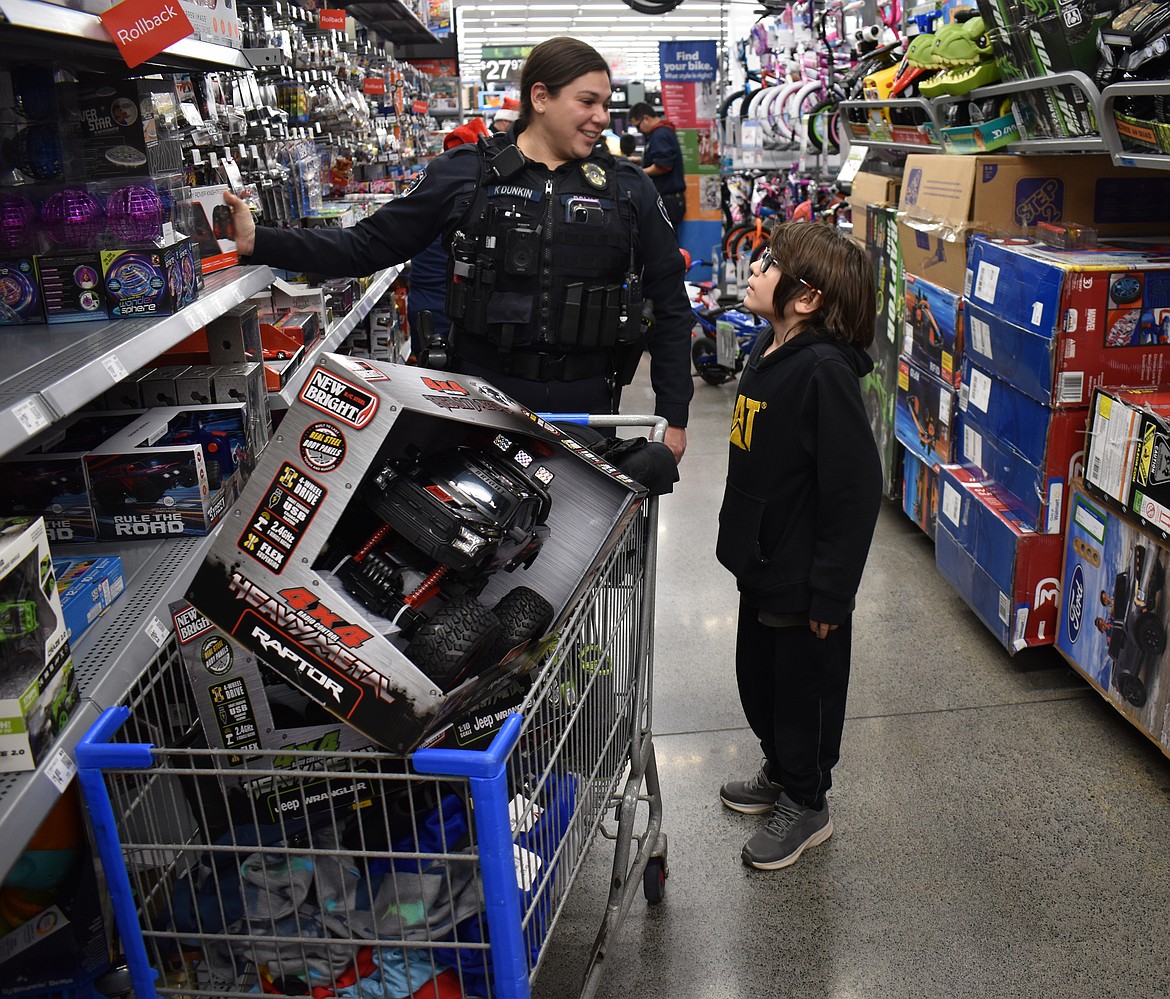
[1118,672,1148,708]
[406,596,502,692]
[1134,612,1166,655]
[490,585,555,663]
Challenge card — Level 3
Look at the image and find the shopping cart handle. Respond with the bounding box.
[413,712,523,778]
[537,412,591,424]
[74,706,155,770]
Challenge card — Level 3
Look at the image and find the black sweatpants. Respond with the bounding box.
[735,599,853,808]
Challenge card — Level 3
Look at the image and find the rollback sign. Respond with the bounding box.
[100,0,194,68]
[299,368,379,428]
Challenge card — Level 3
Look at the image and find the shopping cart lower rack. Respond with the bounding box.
[76,415,669,999]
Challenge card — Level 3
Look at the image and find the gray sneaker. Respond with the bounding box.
[741,792,833,870]
[719,760,784,814]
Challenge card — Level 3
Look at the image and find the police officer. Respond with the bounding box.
[223,37,692,463]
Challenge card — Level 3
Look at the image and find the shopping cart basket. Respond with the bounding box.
[76,415,669,999]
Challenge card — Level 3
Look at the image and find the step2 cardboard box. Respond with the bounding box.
[1057,483,1170,753]
[956,358,1087,534]
[186,355,648,754]
[935,465,1064,654]
[902,273,963,388]
[0,517,78,772]
[964,236,1170,408]
[1084,386,1170,546]
[895,356,956,467]
[897,154,1170,294]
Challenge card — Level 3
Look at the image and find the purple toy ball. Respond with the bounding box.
[0,195,37,253]
[41,189,103,249]
[105,184,163,243]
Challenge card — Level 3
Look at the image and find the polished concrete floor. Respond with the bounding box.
[531,368,1170,999]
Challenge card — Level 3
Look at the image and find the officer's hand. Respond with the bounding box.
[809,620,839,640]
[665,425,686,464]
[222,191,256,257]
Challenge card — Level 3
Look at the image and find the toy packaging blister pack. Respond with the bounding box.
[187,355,647,754]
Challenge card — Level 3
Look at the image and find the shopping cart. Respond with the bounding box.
[75,414,668,999]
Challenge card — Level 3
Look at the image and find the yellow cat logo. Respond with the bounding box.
[730,394,765,450]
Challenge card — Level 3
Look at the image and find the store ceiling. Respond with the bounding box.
[452,0,751,84]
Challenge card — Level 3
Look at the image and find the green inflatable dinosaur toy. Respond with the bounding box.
[918,16,1001,97]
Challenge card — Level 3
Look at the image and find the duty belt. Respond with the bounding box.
[454,334,611,382]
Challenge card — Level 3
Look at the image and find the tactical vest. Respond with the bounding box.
[445,133,645,357]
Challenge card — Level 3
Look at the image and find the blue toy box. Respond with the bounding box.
[935,464,1064,654]
[52,555,126,644]
[902,450,939,540]
[956,358,1088,534]
[895,356,956,466]
[964,236,1170,408]
[1057,483,1170,751]
[902,273,962,387]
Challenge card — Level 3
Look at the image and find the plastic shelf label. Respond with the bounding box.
[13,397,50,436]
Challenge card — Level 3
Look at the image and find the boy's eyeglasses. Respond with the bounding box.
[759,247,820,295]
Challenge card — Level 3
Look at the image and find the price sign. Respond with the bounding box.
[482,57,525,82]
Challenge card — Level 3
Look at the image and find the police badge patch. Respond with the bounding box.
[402,170,427,197]
[581,162,607,189]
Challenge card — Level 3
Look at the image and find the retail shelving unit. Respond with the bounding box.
[0,267,276,461]
[269,264,402,409]
[1100,81,1170,170]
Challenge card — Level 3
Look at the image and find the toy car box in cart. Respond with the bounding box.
[1057,483,1170,751]
[955,358,1086,534]
[0,517,78,772]
[186,355,647,753]
[1083,386,1170,545]
[170,599,374,818]
[964,236,1170,408]
[935,465,1064,654]
[85,404,250,540]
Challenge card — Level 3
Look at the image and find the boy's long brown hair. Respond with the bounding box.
[767,221,876,350]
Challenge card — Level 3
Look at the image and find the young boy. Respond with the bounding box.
[715,222,883,870]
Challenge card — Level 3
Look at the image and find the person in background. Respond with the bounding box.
[490,96,520,133]
[715,221,882,870]
[406,117,490,363]
[628,101,686,229]
[222,37,692,463]
[618,133,640,163]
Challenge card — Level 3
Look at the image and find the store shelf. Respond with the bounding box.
[0,531,214,878]
[344,0,438,45]
[270,264,401,410]
[838,98,945,155]
[0,265,275,461]
[0,0,253,69]
[1100,81,1170,171]
[980,73,1108,155]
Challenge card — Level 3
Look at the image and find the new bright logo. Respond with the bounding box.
[1067,563,1085,644]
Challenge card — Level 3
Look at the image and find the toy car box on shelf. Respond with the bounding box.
[1056,483,1170,751]
[181,186,238,275]
[84,404,250,540]
[170,600,374,818]
[206,301,262,364]
[138,365,191,408]
[0,517,77,772]
[934,465,1064,654]
[902,273,963,388]
[52,554,125,644]
[263,310,321,349]
[175,365,218,407]
[902,450,940,540]
[955,358,1087,534]
[0,411,143,544]
[964,236,1170,408]
[186,354,648,754]
[861,205,905,500]
[897,154,1170,294]
[0,259,44,325]
[258,325,306,391]
[895,356,957,466]
[1083,386,1170,545]
[270,278,327,320]
[212,362,272,454]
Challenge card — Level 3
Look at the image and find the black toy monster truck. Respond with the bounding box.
[1105,543,1166,708]
[336,435,556,692]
